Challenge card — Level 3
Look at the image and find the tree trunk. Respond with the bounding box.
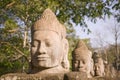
[23,31,27,48]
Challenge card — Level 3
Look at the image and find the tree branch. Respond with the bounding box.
[0,41,30,62]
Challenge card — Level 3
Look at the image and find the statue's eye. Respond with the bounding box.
[45,41,51,47]
[32,41,39,47]
[75,61,78,64]
[83,61,85,64]
[98,66,100,68]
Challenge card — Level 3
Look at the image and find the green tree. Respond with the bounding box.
[0,18,29,75]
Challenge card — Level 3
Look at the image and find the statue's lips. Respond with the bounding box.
[95,70,101,74]
[95,71,101,76]
[37,55,49,61]
[37,57,49,61]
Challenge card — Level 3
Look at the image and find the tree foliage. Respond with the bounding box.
[0,18,29,75]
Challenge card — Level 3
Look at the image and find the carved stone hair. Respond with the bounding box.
[32,8,66,39]
[73,40,92,59]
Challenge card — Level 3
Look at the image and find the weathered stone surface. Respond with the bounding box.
[64,72,87,80]
[88,76,120,80]
[30,8,69,74]
[0,73,64,80]
[0,72,87,80]
[1,72,119,80]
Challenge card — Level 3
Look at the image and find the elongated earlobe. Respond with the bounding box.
[61,39,70,70]
[90,59,95,76]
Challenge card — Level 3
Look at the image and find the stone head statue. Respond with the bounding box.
[94,62,105,77]
[93,51,105,77]
[72,40,94,78]
[30,8,69,74]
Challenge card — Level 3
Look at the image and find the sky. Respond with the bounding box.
[74,16,120,48]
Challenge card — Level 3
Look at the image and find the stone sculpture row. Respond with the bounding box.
[0,8,106,80]
[30,8,106,78]
[72,40,105,78]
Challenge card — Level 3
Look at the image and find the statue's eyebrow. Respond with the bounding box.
[33,39,40,43]
[44,39,52,43]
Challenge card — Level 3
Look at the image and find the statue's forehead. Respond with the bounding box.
[33,30,59,37]
[33,30,61,42]
[75,56,90,61]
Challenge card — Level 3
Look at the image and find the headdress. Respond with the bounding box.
[73,40,92,59]
[32,8,66,39]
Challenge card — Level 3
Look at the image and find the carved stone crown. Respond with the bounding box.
[32,8,66,39]
[76,40,88,50]
[73,40,92,59]
[73,49,92,59]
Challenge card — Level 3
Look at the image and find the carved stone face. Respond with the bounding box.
[31,30,63,68]
[95,64,102,76]
[94,59,105,76]
[74,57,91,75]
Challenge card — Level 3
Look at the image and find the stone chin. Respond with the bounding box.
[95,71,102,76]
[32,59,60,68]
[78,68,86,72]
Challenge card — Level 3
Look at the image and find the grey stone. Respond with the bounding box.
[30,8,69,74]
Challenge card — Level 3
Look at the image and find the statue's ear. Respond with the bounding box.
[90,59,95,76]
[62,39,69,54]
[61,39,70,70]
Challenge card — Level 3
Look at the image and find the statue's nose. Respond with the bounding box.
[96,66,99,70]
[38,42,47,54]
[78,61,84,68]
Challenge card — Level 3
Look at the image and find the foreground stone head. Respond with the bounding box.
[72,40,94,78]
[30,8,69,74]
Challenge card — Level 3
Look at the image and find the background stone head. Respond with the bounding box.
[72,40,92,60]
[72,40,94,78]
